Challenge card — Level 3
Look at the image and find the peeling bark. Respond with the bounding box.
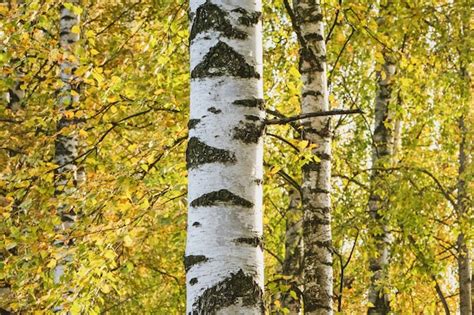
[186,1,264,314]
[293,0,333,313]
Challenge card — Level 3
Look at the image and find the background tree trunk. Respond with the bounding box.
[185,1,265,313]
[53,2,81,309]
[292,0,333,313]
[282,189,303,313]
[367,53,396,315]
[456,115,471,315]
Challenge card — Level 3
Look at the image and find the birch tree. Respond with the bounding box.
[282,189,303,313]
[185,0,265,313]
[456,63,471,314]
[53,1,81,306]
[366,2,397,312]
[3,0,24,111]
[292,0,333,313]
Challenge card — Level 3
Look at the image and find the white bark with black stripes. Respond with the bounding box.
[293,0,333,313]
[53,0,81,298]
[186,1,264,314]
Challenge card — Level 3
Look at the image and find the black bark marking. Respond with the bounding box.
[192,269,263,313]
[254,179,263,185]
[299,48,325,73]
[233,121,264,144]
[186,137,236,169]
[302,161,321,173]
[184,255,209,272]
[233,236,263,249]
[232,8,262,26]
[308,187,330,194]
[190,2,247,41]
[305,302,332,312]
[188,119,201,130]
[190,278,198,285]
[302,90,323,98]
[245,115,260,121]
[232,98,264,110]
[207,107,221,114]
[190,189,253,208]
[60,15,76,21]
[304,33,324,42]
[192,222,202,227]
[7,89,20,108]
[191,41,259,79]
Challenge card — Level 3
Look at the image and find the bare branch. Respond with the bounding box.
[265,109,363,125]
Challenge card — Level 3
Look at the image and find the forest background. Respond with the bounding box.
[0,0,472,313]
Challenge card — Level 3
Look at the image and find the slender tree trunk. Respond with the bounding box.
[53,1,81,307]
[5,76,24,111]
[292,0,333,313]
[185,1,264,313]
[367,54,396,315]
[456,116,472,315]
[3,0,25,111]
[1,2,24,313]
[282,189,303,313]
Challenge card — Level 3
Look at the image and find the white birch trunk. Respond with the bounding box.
[186,1,264,313]
[367,55,396,315]
[456,116,472,315]
[53,1,81,306]
[282,189,303,313]
[293,0,333,313]
[3,0,25,111]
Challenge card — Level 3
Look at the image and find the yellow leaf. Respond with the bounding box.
[70,301,82,315]
[269,165,281,175]
[123,235,134,247]
[71,25,80,34]
[91,69,104,84]
[64,111,75,119]
[47,259,57,269]
[100,283,111,294]
[298,140,309,150]
[375,51,385,65]
[85,30,95,38]
[78,129,88,137]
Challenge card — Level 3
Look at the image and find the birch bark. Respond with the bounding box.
[185,1,264,313]
[456,115,472,315]
[293,0,333,313]
[53,0,81,303]
[4,0,25,111]
[367,53,396,315]
[282,189,303,313]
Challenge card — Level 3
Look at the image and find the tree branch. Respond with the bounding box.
[265,109,363,125]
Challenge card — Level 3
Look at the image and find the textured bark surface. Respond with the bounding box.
[456,116,472,315]
[3,2,25,112]
[293,0,333,313]
[186,1,264,314]
[366,3,397,313]
[367,56,396,315]
[53,1,81,300]
[6,79,24,111]
[282,189,303,313]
